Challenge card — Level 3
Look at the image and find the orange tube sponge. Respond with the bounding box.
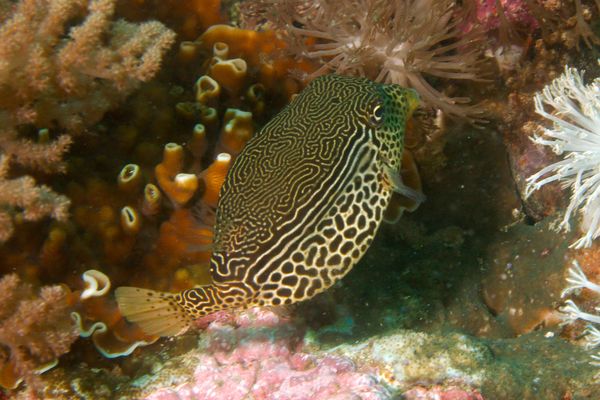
[246,83,266,116]
[195,75,221,106]
[198,25,316,97]
[190,123,208,160]
[120,206,141,235]
[141,183,162,217]
[159,142,184,173]
[191,0,225,29]
[217,108,254,156]
[199,25,283,66]
[199,153,232,209]
[154,208,214,266]
[118,164,143,194]
[212,41,229,59]
[200,106,219,133]
[175,101,200,120]
[209,57,248,96]
[178,41,198,62]
[155,143,199,207]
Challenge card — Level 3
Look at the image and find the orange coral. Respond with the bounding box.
[142,116,249,288]
[209,56,248,97]
[153,209,214,265]
[3,12,314,363]
[69,178,137,267]
[217,108,255,155]
[199,153,232,209]
[191,0,225,28]
[72,270,157,358]
[130,24,310,294]
[197,25,316,99]
[156,143,199,207]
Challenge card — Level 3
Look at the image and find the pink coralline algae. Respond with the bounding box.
[147,347,386,400]
[463,0,539,34]
[143,308,390,400]
[404,385,485,400]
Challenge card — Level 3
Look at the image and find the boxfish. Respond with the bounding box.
[116,74,424,336]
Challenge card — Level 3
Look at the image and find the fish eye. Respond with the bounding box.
[370,104,384,125]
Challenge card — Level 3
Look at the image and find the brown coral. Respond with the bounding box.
[0,273,78,391]
[0,155,70,243]
[0,0,176,243]
[0,0,176,132]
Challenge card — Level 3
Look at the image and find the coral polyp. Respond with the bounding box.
[526,63,600,249]
[241,0,486,121]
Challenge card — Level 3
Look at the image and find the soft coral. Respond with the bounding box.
[0,274,78,392]
[241,0,487,122]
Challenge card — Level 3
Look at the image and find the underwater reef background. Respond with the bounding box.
[2,0,600,398]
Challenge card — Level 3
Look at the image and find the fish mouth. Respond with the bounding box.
[404,88,420,118]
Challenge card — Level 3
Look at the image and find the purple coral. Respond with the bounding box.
[462,0,539,35]
[143,308,390,400]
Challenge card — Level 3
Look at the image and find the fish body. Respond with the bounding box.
[116,75,422,336]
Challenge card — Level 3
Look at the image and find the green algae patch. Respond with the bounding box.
[481,332,599,399]
[326,329,599,399]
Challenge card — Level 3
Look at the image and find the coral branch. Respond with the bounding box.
[0,156,70,242]
[0,129,72,173]
[0,273,78,391]
[0,0,176,132]
[0,0,176,242]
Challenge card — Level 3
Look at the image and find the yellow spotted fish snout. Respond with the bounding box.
[116,75,424,337]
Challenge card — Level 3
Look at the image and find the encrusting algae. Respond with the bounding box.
[116,75,424,336]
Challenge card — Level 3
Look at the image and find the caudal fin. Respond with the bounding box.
[115,287,192,336]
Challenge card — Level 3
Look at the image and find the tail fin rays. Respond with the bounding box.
[115,287,191,337]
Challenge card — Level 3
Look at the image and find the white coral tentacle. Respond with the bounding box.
[80,269,111,299]
[585,325,600,349]
[561,260,600,297]
[525,62,600,248]
[559,299,600,325]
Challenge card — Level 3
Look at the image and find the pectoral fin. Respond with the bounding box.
[383,150,425,223]
[384,156,425,203]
